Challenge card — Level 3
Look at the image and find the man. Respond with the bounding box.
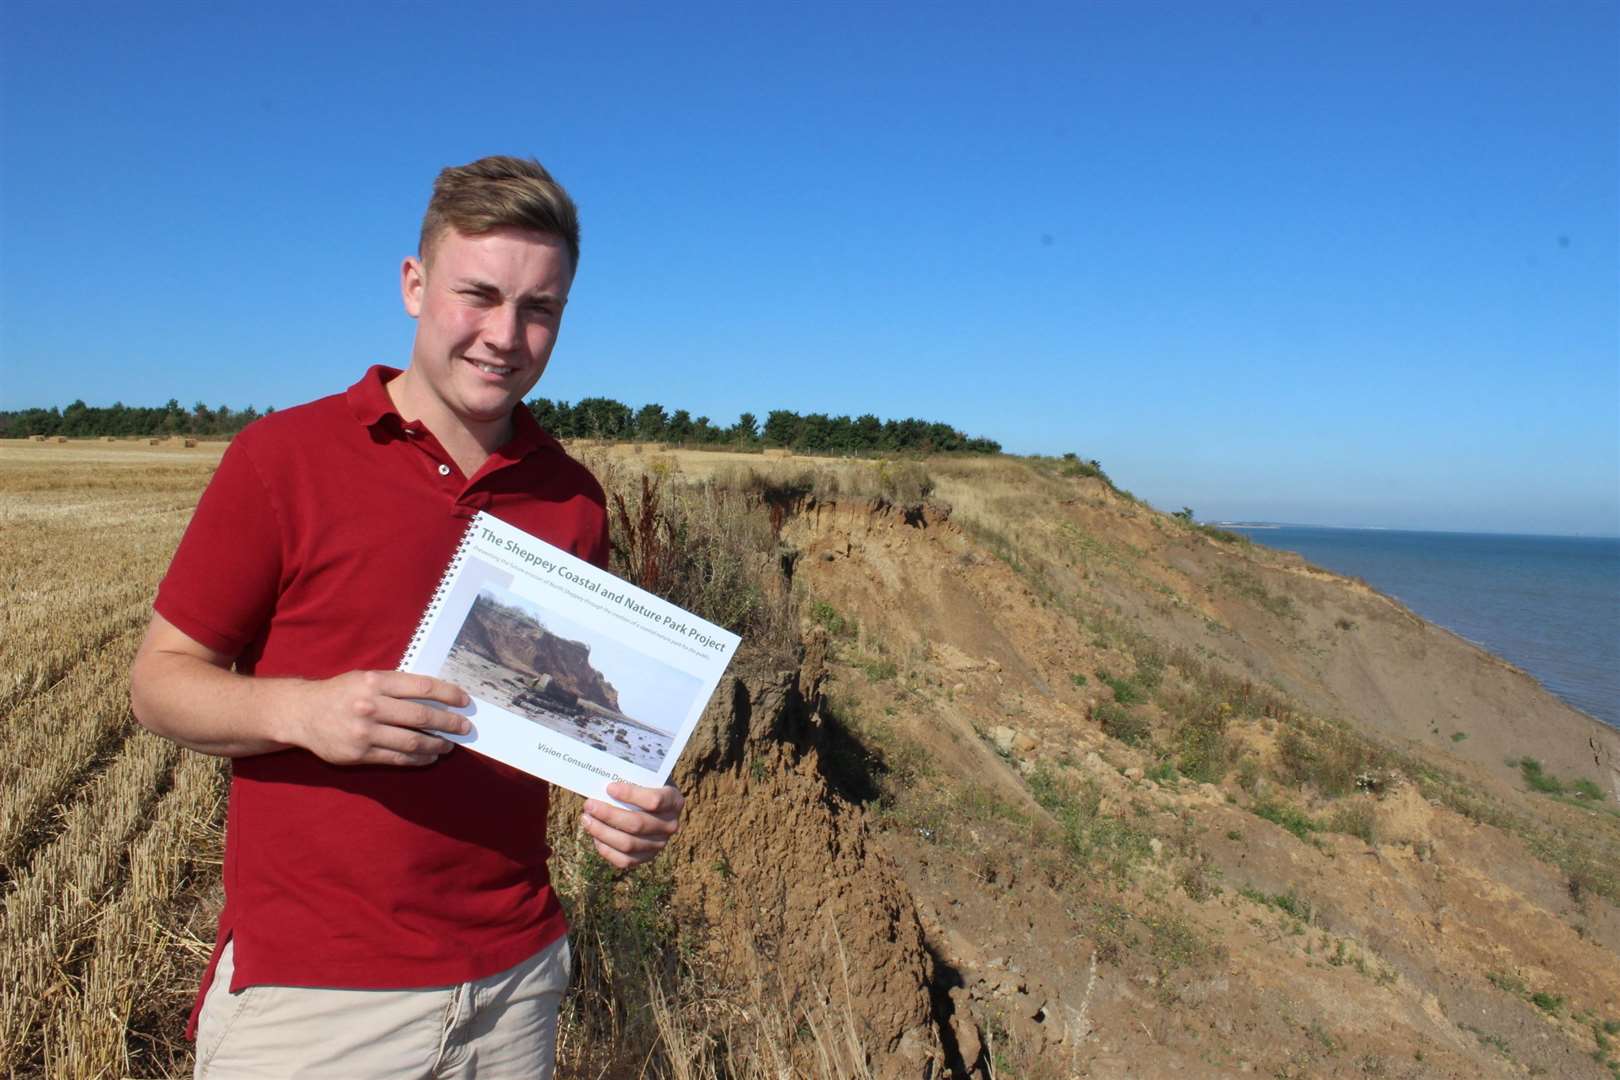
[129,156,680,1078]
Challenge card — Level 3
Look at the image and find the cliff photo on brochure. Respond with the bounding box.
[399,511,740,802]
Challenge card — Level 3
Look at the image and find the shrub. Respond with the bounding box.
[1026,766,1152,881]
[1134,652,1166,692]
[1097,671,1146,705]
[808,600,856,639]
[1174,703,1234,784]
[1096,702,1150,747]
[1236,756,1261,794]
[1178,861,1214,901]
[1059,455,1104,480]
[1240,886,1313,923]
[1572,778,1606,801]
[1253,799,1317,841]
[1195,523,1245,544]
[1271,890,1313,921]
[1276,721,1385,797]
[551,822,685,1066]
[710,462,816,500]
[859,656,898,682]
[870,460,934,503]
[1487,970,1527,995]
[1519,758,1564,795]
[1326,800,1378,845]
[1146,761,1178,784]
[1531,991,1563,1014]
[603,468,795,649]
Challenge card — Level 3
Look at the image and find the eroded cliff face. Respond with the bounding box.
[664,649,952,1077]
[458,593,622,711]
[770,486,1620,1078]
[576,446,1619,1077]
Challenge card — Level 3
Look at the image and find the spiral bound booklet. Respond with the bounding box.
[398,511,741,802]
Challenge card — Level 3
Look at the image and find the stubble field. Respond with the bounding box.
[0,441,231,1078]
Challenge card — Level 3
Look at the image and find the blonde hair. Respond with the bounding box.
[419,155,580,271]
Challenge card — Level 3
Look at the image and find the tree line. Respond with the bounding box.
[530,398,1000,454]
[1,396,1001,455]
[0,400,271,438]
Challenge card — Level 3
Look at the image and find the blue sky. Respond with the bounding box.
[2,2,1615,535]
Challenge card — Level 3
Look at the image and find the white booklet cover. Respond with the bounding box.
[399,510,741,802]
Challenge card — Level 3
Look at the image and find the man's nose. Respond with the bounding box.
[482,303,523,352]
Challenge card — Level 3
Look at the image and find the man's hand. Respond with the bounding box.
[282,670,471,767]
[580,782,684,869]
[130,612,470,763]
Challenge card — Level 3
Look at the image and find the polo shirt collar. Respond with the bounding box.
[344,364,564,459]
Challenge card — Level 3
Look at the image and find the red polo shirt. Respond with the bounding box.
[156,366,606,1035]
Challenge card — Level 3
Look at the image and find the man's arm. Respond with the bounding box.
[129,612,471,765]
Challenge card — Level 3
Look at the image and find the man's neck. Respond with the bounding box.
[385,369,510,479]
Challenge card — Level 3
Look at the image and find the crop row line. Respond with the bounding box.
[0,591,151,724]
[40,750,226,1079]
[0,729,179,1071]
[0,625,147,880]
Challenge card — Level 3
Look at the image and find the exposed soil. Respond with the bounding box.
[606,446,1620,1078]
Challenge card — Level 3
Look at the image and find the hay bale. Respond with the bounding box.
[28,434,45,442]
[147,438,160,445]
[182,438,198,448]
[54,436,68,443]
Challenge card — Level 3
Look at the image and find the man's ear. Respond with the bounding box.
[401,255,425,318]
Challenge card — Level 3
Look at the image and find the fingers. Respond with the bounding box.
[581,800,679,841]
[591,837,645,870]
[353,672,471,735]
[360,694,471,736]
[291,671,472,767]
[358,746,444,768]
[361,670,471,709]
[364,720,457,761]
[581,783,684,869]
[579,811,670,869]
[584,791,681,835]
[603,781,684,816]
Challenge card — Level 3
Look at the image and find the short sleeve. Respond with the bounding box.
[154,437,285,658]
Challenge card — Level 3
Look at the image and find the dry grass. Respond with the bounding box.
[576,450,800,653]
[0,442,229,1078]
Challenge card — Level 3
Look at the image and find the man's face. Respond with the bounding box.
[400,226,573,432]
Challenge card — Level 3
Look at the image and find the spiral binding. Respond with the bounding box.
[398,512,482,670]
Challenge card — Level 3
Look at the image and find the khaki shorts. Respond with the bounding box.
[193,935,571,1079]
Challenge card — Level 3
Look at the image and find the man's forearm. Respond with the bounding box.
[129,613,473,767]
[130,646,301,758]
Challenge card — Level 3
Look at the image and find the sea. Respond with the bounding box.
[1224,525,1620,730]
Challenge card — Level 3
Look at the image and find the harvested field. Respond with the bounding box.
[0,441,230,1078]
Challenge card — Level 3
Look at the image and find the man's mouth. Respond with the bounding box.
[467,360,516,376]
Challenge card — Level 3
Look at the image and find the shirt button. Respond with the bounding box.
[437,464,451,476]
